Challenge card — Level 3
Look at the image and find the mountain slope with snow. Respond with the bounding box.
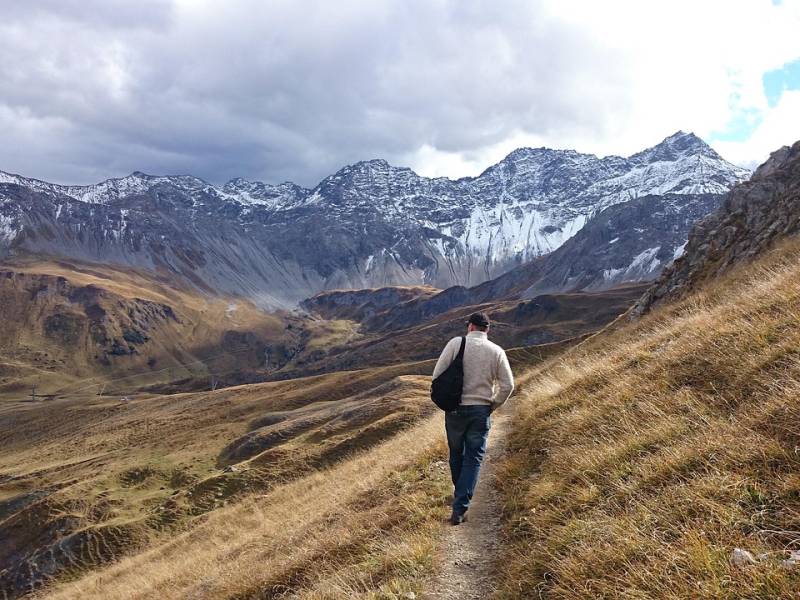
[0,132,748,308]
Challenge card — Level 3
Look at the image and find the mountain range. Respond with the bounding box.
[2,136,798,600]
[0,131,748,309]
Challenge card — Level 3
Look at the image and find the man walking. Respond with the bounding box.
[432,312,514,525]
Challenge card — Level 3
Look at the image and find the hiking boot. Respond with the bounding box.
[449,511,467,525]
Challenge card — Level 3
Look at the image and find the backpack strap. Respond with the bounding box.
[454,336,466,363]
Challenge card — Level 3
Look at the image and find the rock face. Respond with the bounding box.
[520,193,724,296]
[339,193,724,332]
[0,132,748,309]
[634,140,800,315]
[299,285,439,322]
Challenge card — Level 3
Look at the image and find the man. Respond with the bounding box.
[432,312,514,525]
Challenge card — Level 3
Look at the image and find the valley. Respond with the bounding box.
[4,2,800,597]
[0,255,640,597]
[2,136,788,599]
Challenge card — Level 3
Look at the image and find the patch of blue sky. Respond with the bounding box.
[711,59,800,144]
[763,58,800,107]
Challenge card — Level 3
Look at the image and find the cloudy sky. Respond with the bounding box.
[2,0,799,187]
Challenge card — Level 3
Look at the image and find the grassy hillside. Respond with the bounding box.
[2,331,568,599]
[495,237,800,598]
[0,257,300,398]
[0,358,446,597]
[9,232,798,598]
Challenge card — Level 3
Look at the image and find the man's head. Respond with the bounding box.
[467,312,490,333]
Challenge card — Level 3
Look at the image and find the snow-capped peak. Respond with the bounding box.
[629,130,723,164]
[0,131,753,308]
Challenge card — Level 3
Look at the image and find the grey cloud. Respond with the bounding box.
[0,0,634,187]
[2,0,173,30]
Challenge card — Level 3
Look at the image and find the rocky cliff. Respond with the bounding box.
[633,140,800,315]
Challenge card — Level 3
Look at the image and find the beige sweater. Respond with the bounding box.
[432,331,515,409]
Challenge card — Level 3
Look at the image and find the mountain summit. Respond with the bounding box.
[630,130,723,163]
[634,139,800,314]
[0,133,749,308]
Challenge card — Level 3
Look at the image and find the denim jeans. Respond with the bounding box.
[445,404,492,515]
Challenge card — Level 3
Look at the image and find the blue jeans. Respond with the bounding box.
[445,404,492,515]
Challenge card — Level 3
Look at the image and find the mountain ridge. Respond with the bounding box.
[0,132,749,308]
[0,130,737,198]
[634,139,800,315]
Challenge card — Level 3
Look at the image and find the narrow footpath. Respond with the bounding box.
[424,411,509,599]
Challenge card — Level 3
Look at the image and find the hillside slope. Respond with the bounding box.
[2,340,559,599]
[494,234,800,598]
[0,258,305,398]
[0,361,436,598]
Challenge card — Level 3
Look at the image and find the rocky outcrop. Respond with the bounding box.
[300,285,438,321]
[633,140,800,315]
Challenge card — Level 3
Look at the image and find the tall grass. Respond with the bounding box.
[495,239,800,598]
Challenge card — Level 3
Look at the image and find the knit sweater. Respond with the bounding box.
[431,331,515,409]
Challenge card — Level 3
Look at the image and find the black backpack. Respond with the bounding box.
[431,336,466,411]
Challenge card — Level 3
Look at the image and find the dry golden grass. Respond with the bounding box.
[0,358,444,598]
[16,244,782,598]
[495,238,800,598]
[300,318,363,352]
[34,416,450,600]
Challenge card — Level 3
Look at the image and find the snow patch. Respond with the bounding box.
[604,246,662,283]
[0,214,19,242]
[602,267,625,280]
[629,246,661,272]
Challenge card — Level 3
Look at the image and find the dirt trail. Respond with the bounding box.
[424,410,509,600]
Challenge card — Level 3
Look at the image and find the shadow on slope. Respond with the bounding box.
[289,284,647,377]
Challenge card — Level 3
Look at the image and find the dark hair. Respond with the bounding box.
[467,312,490,331]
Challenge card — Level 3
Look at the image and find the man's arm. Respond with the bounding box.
[491,350,514,410]
[432,337,460,380]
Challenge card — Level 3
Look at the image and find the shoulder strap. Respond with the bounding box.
[454,336,466,363]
